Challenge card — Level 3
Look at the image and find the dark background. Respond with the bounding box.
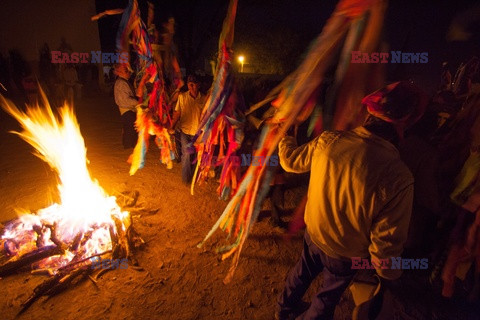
[94,0,480,93]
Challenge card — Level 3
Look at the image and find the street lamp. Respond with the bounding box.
[238,55,244,73]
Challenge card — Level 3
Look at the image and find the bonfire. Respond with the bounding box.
[0,91,142,314]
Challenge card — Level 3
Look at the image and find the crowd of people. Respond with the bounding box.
[0,41,99,107]
[111,52,480,318]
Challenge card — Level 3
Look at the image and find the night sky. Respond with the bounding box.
[94,0,479,93]
[1,0,478,92]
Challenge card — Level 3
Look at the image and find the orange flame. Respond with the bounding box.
[1,90,129,269]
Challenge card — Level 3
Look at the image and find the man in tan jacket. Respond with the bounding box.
[170,75,206,183]
[276,81,426,320]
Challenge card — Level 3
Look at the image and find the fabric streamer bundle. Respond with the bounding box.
[190,0,245,200]
[198,0,387,283]
[101,0,176,175]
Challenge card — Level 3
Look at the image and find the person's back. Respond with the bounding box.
[301,127,413,262]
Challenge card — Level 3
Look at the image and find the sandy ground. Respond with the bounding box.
[0,93,476,320]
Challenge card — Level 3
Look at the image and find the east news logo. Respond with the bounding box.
[351,257,429,270]
[351,51,428,64]
[90,257,129,270]
[51,51,129,64]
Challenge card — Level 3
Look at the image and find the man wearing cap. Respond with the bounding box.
[114,64,139,149]
[275,81,426,320]
[170,75,205,183]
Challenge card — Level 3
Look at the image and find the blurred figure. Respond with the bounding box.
[114,64,139,149]
[399,109,442,258]
[21,71,39,106]
[452,57,479,98]
[39,43,55,96]
[440,62,452,91]
[62,64,80,103]
[9,49,28,95]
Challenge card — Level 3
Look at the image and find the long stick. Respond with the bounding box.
[56,250,112,272]
[18,273,63,316]
[0,245,63,277]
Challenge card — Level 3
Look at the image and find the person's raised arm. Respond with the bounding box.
[278,134,320,174]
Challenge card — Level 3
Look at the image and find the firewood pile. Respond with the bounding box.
[0,191,144,316]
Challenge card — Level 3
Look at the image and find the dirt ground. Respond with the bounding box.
[0,93,476,320]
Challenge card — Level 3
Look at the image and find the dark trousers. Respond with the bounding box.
[277,231,356,320]
[180,131,195,183]
[121,110,137,149]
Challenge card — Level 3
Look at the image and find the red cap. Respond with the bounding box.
[362,81,428,136]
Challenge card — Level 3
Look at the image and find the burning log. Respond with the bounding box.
[69,232,83,251]
[110,214,142,265]
[0,245,63,277]
[44,223,68,252]
[45,267,91,298]
[30,268,55,276]
[12,228,140,314]
[57,250,112,273]
[0,239,9,264]
[1,213,143,314]
[112,216,129,259]
[32,225,46,248]
[108,224,118,253]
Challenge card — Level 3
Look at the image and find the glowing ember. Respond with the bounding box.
[0,92,130,272]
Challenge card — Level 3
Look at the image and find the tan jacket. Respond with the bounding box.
[175,91,205,136]
[279,127,414,279]
[114,78,138,115]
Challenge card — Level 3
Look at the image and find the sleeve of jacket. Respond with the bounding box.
[369,182,414,280]
[278,135,320,173]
